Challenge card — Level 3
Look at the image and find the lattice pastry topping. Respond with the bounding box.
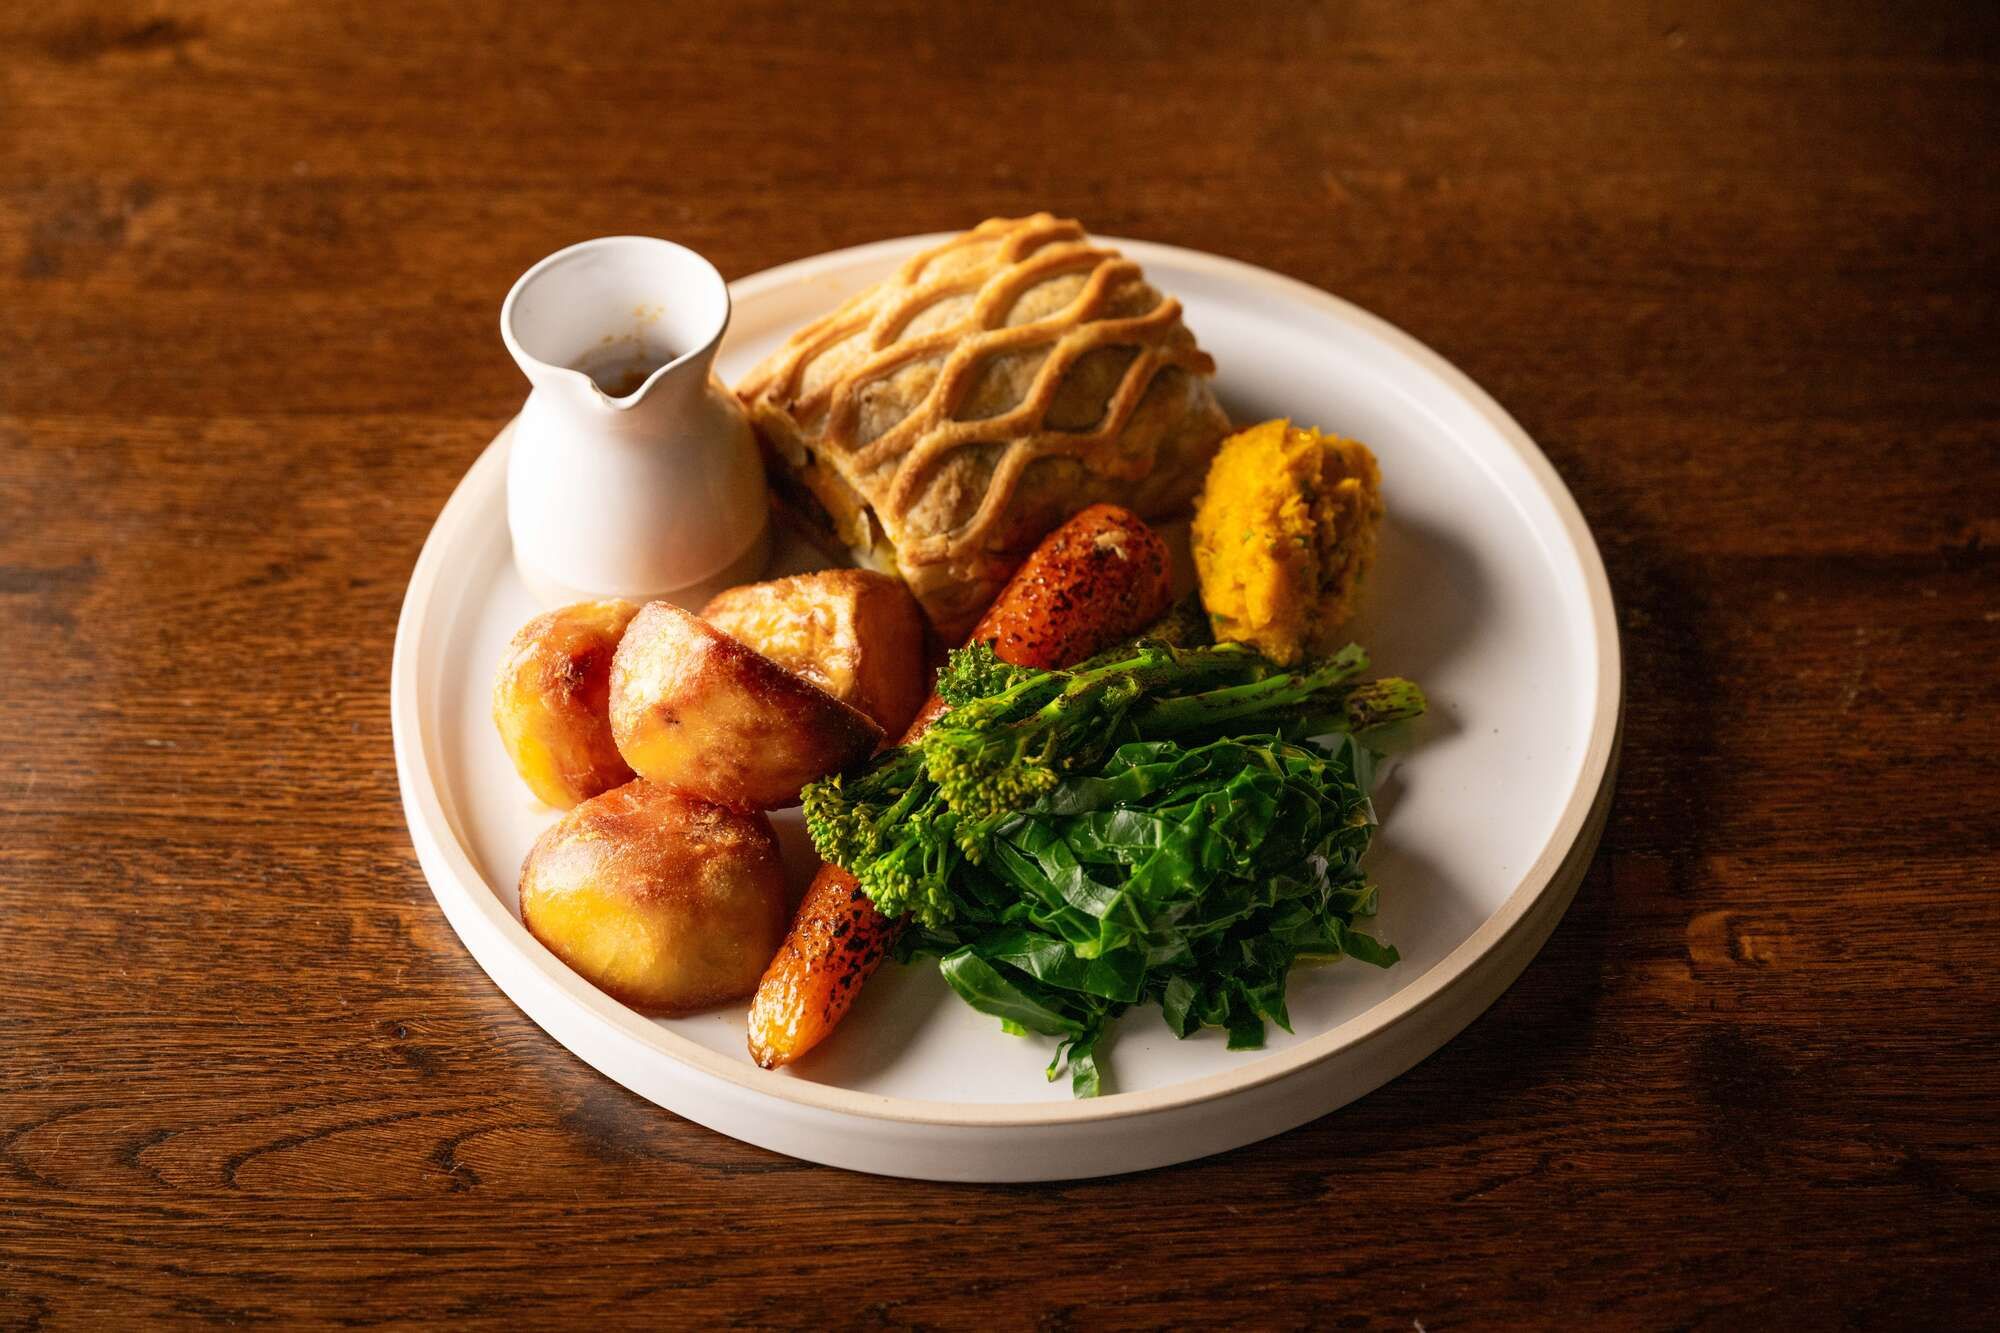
[738,214,1231,636]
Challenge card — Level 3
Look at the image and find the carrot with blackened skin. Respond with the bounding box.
[746,505,1174,1069]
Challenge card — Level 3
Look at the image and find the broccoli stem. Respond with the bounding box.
[939,642,1257,751]
[1132,644,1369,737]
[1339,677,1428,731]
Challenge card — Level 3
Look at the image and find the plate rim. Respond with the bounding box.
[392,231,1622,1130]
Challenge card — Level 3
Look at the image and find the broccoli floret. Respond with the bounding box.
[847,811,961,929]
[921,666,1155,856]
[800,746,928,876]
[802,748,964,928]
[935,640,1041,706]
[923,722,1063,831]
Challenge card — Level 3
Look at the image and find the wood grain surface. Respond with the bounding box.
[2,1,1996,1326]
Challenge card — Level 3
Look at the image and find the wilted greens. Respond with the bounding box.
[801,638,1424,1097]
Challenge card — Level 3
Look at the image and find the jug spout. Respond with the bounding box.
[501,236,732,418]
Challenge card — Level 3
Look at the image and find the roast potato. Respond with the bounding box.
[609,601,882,809]
[699,569,928,736]
[493,598,640,808]
[519,780,786,1014]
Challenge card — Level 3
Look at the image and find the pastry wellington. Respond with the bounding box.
[737,214,1231,636]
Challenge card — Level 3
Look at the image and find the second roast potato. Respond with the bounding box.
[609,601,882,809]
[700,569,928,736]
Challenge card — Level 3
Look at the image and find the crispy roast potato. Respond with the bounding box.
[699,569,928,736]
[519,780,787,1014]
[609,601,882,810]
[493,599,640,808]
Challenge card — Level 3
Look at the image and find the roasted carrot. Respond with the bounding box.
[746,504,1175,1069]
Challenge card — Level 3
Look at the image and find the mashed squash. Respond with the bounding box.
[1190,419,1383,664]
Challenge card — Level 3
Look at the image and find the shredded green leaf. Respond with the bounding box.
[800,638,1425,1097]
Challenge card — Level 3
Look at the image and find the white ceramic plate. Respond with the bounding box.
[392,233,1621,1181]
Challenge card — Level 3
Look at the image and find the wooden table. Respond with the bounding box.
[3,2,1994,1324]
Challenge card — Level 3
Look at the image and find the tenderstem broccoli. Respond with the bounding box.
[797,636,1427,1096]
[804,639,1425,927]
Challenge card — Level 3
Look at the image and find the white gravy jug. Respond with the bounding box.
[500,236,770,609]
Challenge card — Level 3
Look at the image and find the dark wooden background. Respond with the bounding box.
[2,1,1995,1326]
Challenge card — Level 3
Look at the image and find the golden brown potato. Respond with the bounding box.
[493,599,640,808]
[699,569,928,736]
[519,780,787,1015]
[609,601,882,809]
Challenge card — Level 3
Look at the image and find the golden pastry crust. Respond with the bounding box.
[737,214,1230,637]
